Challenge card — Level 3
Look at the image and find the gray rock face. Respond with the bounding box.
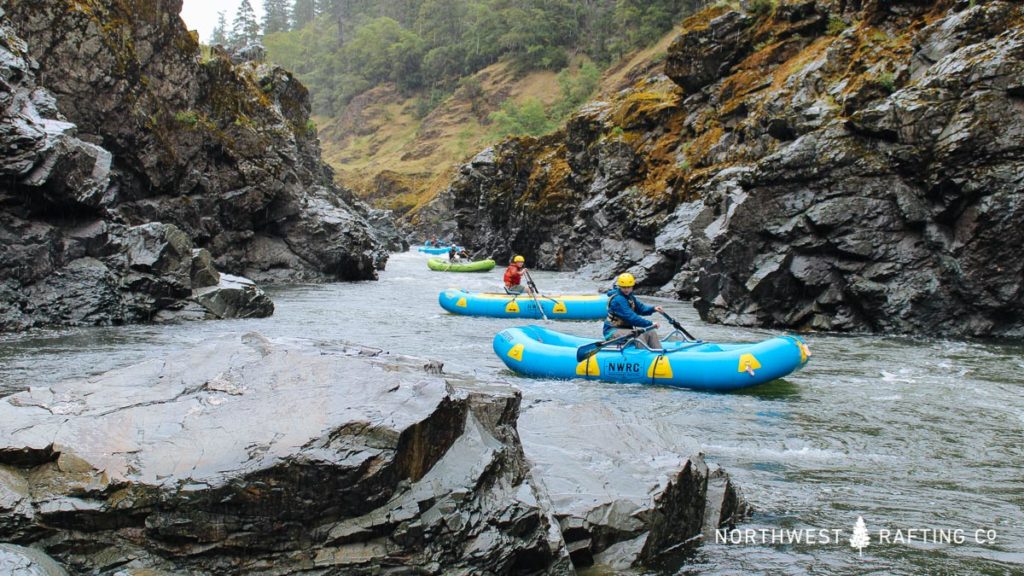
[691,6,1024,336]
[1,0,390,294]
[665,10,756,94]
[520,402,746,570]
[414,1,1024,337]
[0,544,68,576]
[0,335,571,574]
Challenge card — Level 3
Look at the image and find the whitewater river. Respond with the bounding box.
[2,251,1021,575]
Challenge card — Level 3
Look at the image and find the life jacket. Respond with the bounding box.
[606,287,639,329]
[504,265,523,287]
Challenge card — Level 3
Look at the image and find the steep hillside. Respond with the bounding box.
[318,60,566,214]
[414,0,1024,338]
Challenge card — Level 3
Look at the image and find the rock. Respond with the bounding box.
[519,401,746,570]
[0,544,68,576]
[2,0,391,290]
[0,335,569,574]
[230,42,266,64]
[665,10,756,94]
[189,248,220,288]
[192,273,274,319]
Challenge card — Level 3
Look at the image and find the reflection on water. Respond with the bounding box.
[1,251,1022,574]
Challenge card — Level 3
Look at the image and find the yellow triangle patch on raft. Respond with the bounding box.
[505,301,520,313]
[575,356,600,376]
[552,300,567,314]
[647,356,673,379]
[738,353,761,374]
[456,297,467,308]
[507,344,524,361]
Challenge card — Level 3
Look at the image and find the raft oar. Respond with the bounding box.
[575,326,656,362]
[659,310,697,342]
[523,268,549,321]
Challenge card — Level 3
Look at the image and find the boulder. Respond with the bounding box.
[519,401,746,570]
[0,335,570,574]
[192,273,274,319]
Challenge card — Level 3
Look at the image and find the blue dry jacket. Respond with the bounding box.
[602,287,656,337]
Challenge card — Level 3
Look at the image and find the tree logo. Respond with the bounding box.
[850,516,870,556]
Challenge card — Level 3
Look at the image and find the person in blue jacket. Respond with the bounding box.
[603,273,664,349]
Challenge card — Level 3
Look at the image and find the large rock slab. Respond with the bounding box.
[0,334,569,574]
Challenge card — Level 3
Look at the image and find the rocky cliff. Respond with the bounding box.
[418,0,1024,337]
[0,0,398,331]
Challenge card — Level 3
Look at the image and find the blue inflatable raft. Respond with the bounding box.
[493,325,810,391]
[418,245,460,255]
[438,289,608,320]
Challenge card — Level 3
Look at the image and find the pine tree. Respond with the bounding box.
[849,516,870,556]
[263,0,292,35]
[231,0,261,48]
[211,11,228,45]
[291,0,316,29]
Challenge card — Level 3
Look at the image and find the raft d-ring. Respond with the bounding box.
[746,367,756,376]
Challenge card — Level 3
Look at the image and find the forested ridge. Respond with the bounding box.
[215,0,705,117]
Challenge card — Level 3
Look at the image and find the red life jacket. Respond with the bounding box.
[504,264,523,287]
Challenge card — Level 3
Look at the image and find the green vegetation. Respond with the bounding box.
[874,71,896,93]
[489,61,601,139]
[263,0,700,116]
[489,98,554,138]
[748,0,776,17]
[827,16,847,36]
[174,110,200,127]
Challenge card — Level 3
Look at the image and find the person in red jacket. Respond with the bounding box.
[503,255,533,294]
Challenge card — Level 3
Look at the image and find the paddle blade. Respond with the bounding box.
[575,343,599,362]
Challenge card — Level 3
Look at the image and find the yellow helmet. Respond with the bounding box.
[513,255,525,263]
[616,273,636,287]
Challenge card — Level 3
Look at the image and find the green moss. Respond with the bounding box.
[174,110,200,127]
[827,16,848,36]
[873,71,897,93]
[748,0,776,17]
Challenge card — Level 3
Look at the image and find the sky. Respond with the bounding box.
[180,0,264,43]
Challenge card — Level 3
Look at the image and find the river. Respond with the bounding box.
[1,251,1021,575]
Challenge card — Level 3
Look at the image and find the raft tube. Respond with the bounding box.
[493,325,810,391]
[427,258,496,272]
[438,289,608,320]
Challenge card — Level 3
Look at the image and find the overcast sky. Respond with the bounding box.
[180,0,264,43]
